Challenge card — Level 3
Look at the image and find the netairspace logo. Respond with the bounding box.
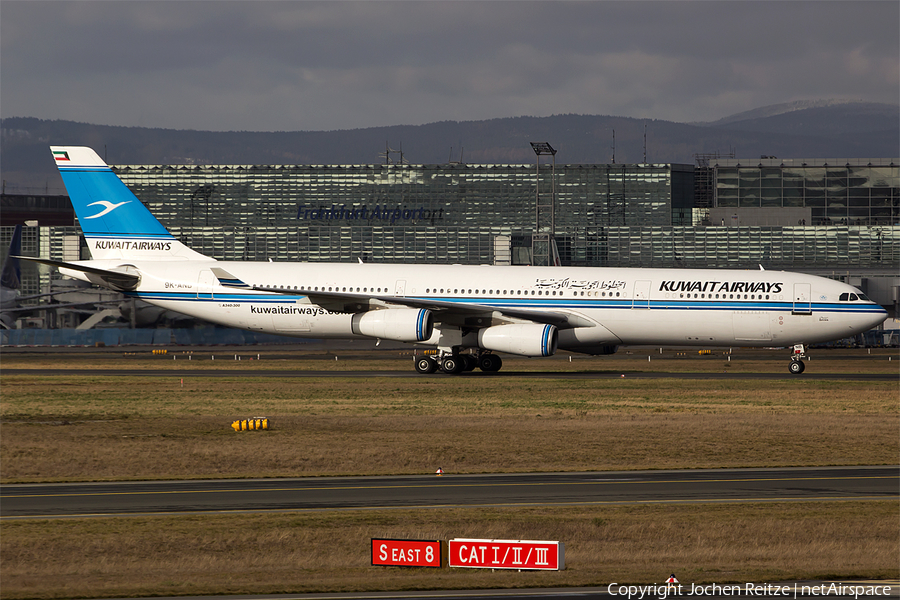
[606,582,893,600]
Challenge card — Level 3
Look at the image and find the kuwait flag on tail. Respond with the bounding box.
[52,150,70,162]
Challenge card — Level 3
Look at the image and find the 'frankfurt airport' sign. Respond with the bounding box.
[448,538,565,570]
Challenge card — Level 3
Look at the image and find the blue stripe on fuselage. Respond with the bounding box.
[128,290,884,316]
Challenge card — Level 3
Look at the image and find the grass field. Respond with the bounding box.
[1,347,897,598]
[3,502,897,599]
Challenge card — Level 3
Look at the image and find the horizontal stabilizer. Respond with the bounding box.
[14,256,141,291]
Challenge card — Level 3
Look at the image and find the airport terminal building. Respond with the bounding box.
[2,157,898,322]
[109,162,695,266]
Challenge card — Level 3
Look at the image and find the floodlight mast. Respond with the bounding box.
[530,142,557,267]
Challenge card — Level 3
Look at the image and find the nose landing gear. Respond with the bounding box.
[789,344,807,375]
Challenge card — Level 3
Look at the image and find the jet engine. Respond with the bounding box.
[351,308,434,342]
[477,323,558,357]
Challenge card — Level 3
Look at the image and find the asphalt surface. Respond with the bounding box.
[2,466,896,520]
[2,367,895,381]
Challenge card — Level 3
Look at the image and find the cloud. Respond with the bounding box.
[1,1,897,131]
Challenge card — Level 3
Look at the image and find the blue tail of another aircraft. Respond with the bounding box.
[51,147,208,261]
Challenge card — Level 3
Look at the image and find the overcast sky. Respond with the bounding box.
[2,1,897,132]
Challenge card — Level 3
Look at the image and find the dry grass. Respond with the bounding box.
[2,502,897,599]
[1,413,897,482]
[1,370,897,481]
[1,348,897,598]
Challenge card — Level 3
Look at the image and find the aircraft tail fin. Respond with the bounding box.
[51,146,209,262]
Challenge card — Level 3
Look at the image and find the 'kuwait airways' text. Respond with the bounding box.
[251,306,329,316]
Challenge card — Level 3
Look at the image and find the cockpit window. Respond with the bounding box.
[840,292,871,302]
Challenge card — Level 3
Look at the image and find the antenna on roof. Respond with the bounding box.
[448,144,465,164]
[643,123,647,164]
[611,129,616,164]
[379,142,407,165]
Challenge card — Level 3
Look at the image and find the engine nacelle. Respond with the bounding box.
[477,323,558,357]
[351,308,434,343]
[557,325,621,355]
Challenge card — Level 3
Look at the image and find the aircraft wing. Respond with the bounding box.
[212,268,593,330]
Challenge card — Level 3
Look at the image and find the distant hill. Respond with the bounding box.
[2,101,897,195]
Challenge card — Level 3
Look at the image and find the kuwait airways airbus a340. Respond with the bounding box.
[26,146,886,374]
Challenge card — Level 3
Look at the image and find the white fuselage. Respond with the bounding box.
[67,260,886,352]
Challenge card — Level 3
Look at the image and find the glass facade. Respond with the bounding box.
[111,163,694,265]
[3,159,896,286]
[604,225,898,269]
[712,158,899,226]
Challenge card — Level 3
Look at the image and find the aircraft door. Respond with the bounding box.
[792,283,812,314]
[197,270,215,300]
[633,280,651,309]
[395,280,407,297]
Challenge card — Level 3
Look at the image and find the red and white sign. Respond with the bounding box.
[371,538,442,568]
[448,538,564,570]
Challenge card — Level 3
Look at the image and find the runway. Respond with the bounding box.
[2,368,895,381]
[2,466,896,520]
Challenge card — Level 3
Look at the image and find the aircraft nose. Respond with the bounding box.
[862,304,889,331]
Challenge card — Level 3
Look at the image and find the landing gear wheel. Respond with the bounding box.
[789,359,805,375]
[461,354,477,371]
[440,355,464,374]
[415,356,438,374]
[478,354,503,372]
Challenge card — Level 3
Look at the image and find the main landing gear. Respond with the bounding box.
[414,351,503,375]
[788,343,807,375]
